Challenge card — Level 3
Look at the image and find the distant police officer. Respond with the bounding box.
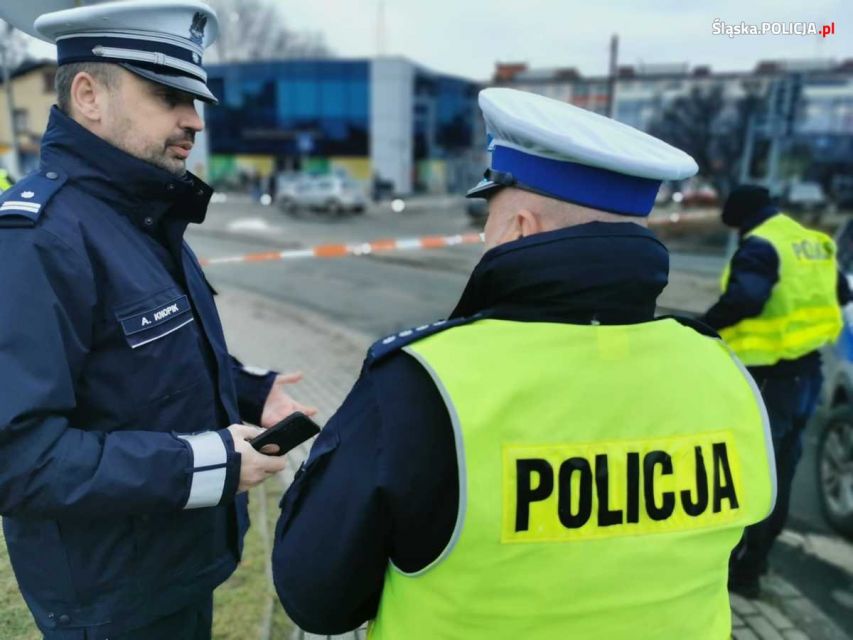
[701,185,850,597]
[0,2,313,638]
[272,89,777,639]
[0,167,14,192]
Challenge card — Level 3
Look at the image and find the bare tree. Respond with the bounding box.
[649,83,763,199]
[0,21,31,70]
[205,0,332,63]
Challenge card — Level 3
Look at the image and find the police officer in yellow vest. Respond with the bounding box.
[0,167,14,192]
[272,89,777,639]
[701,185,850,598]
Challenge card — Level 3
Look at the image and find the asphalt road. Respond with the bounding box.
[188,199,853,635]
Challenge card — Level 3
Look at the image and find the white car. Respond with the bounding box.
[278,175,367,215]
[785,181,827,213]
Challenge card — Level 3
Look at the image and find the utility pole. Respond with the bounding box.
[0,22,21,177]
[376,0,387,57]
[606,34,618,117]
[739,114,755,184]
[765,78,785,196]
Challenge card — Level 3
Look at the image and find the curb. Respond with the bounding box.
[732,571,850,640]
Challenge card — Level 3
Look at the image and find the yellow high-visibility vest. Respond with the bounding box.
[719,214,842,367]
[369,318,775,640]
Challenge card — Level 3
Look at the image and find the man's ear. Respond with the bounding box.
[516,209,542,238]
[69,72,105,124]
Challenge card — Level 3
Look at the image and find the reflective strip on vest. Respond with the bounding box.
[719,214,842,367]
[368,319,775,640]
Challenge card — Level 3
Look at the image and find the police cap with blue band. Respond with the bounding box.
[33,0,220,105]
[467,88,699,217]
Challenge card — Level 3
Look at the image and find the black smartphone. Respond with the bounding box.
[250,412,321,456]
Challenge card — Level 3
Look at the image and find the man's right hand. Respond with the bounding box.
[228,424,288,493]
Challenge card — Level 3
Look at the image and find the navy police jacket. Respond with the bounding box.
[272,222,677,634]
[0,107,276,636]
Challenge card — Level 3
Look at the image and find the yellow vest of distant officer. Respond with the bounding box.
[368,318,776,640]
[719,213,842,367]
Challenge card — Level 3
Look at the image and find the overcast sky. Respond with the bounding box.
[20,0,853,81]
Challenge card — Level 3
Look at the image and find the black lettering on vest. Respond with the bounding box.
[680,446,709,517]
[793,241,805,260]
[558,457,592,529]
[792,239,831,261]
[515,459,554,532]
[626,451,640,524]
[595,454,623,526]
[644,451,675,521]
[712,443,739,512]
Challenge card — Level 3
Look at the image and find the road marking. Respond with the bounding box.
[778,529,853,575]
[225,217,276,233]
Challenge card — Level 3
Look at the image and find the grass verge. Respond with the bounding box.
[0,485,294,640]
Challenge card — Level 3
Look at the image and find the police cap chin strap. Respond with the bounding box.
[484,168,574,203]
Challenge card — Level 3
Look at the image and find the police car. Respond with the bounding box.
[816,218,853,538]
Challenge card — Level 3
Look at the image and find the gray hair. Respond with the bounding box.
[55,62,120,114]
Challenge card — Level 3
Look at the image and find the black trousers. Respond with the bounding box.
[729,369,823,585]
[108,596,213,640]
[44,595,214,640]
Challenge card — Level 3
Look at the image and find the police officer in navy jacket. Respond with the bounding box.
[0,2,312,638]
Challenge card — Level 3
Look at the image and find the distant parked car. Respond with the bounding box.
[784,181,828,213]
[278,175,367,215]
[681,183,719,208]
[815,218,853,539]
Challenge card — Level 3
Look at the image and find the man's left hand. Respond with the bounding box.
[260,372,318,428]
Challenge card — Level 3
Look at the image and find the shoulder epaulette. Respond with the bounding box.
[0,169,68,228]
[366,312,486,366]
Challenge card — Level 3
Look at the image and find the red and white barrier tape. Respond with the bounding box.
[199,232,486,266]
[198,212,717,267]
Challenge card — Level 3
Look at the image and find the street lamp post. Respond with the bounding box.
[0,22,21,177]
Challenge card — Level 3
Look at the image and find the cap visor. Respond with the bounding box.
[465,180,502,199]
[120,63,219,105]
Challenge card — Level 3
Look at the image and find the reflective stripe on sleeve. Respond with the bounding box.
[183,467,227,510]
[178,432,229,509]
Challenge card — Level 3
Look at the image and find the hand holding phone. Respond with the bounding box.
[249,411,321,456]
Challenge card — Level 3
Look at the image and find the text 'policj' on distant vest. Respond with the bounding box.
[368,318,776,640]
[720,213,842,367]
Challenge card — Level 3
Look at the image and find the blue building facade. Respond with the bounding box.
[203,58,482,194]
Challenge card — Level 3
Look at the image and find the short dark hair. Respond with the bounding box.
[55,62,119,114]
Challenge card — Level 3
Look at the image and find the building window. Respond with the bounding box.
[43,69,56,94]
[13,109,28,133]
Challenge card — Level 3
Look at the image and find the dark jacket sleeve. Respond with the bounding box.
[229,356,277,425]
[272,353,458,634]
[0,229,238,518]
[837,268,852,306]
[272,369,388,634]
[701,237,779,331]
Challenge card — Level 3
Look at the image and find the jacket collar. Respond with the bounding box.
[739,206,779,236]
[451,222,669,325]
[39,106,212,228]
